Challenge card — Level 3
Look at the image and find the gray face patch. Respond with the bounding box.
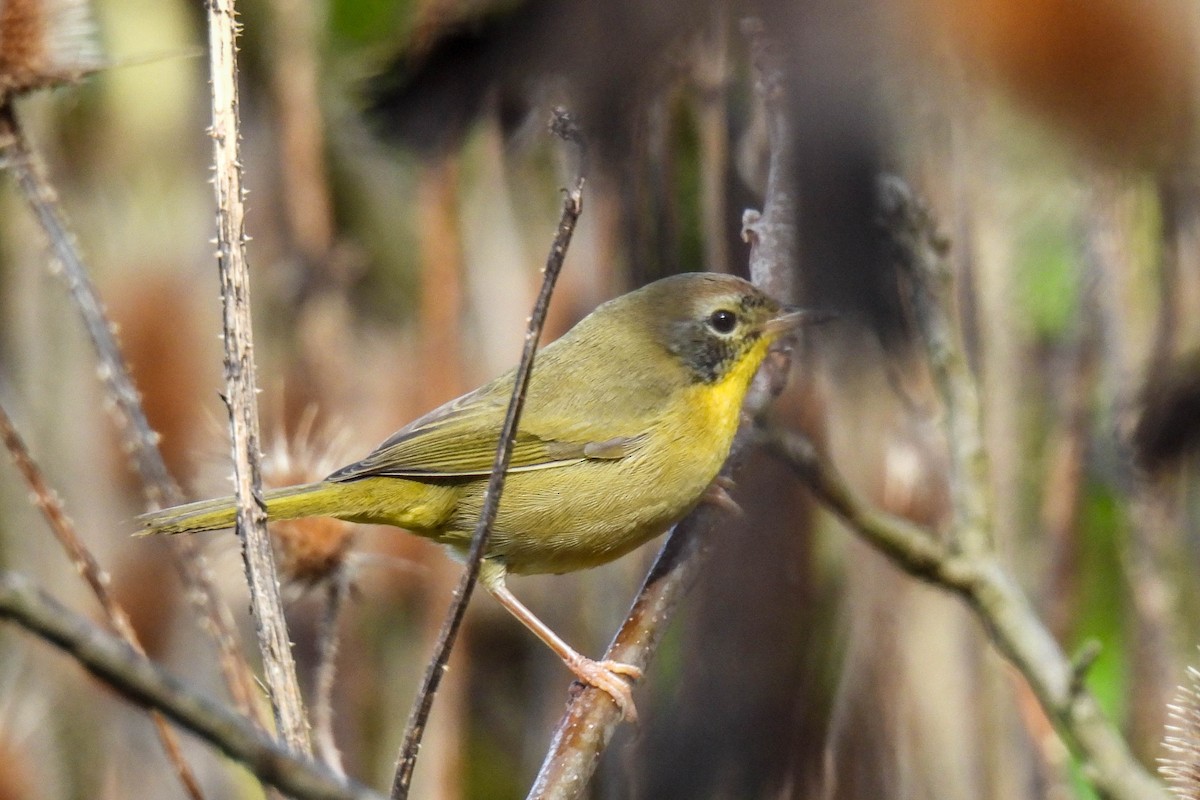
[668,295,768,384]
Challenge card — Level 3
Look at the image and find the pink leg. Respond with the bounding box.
[486,576,643,722]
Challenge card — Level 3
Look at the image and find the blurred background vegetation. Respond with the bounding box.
[2,0,1200,797]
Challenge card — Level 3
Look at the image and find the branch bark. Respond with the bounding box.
[0,570,383,800]
[879,175,992,555]
[206,0,311,755]
[757,426,1166,800]
[0,400,205,799]
[0,100,262,741]
[863,175,1166,800]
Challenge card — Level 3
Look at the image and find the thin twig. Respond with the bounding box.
[391,109,585,799]
[0,102,262,734]
[528,22,797,798]
[872,174,1165,798]
[757,425,1167,800]
[0,569,383,800]
[526,495,739,798]
[314,569,352,775]
[879,175,992,554]
[0,103,172,503]
[695,8,731,274]
[206,0,312,755]
[0,399,205,800]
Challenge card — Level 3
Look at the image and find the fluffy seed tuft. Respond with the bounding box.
[262,409,357,587]
[1161,665,1200,798]
[0,0,103,98]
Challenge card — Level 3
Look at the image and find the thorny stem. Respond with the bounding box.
[206,0,312,756]
[315,569,352,775]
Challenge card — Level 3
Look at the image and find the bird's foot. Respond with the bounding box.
[702,476,743,517]
[569,657,643,723]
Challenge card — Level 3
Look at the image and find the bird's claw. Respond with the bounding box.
[599,659,643,680]
[702,478,743,517]
[570,657,642,723]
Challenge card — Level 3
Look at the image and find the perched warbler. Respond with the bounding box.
[139,272,812,720]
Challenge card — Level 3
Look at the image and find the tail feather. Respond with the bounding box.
[137,482,328,535]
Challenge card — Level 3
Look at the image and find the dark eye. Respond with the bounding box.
[707,309,738,334]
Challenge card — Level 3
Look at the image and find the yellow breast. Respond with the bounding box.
[675,334,774,441]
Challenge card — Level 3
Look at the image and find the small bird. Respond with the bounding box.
[139,272,811,720]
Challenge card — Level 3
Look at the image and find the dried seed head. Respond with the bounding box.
[262,409,357,588]
[270,515,357,587]
[0,0,103,98]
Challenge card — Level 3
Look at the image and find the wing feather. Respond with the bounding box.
[327,385,646,482]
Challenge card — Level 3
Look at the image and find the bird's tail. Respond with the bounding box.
[137,482,335,535]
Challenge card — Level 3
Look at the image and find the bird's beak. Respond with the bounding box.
[760,307,835,338]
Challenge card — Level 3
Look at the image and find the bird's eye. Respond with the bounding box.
[707,309,738,335]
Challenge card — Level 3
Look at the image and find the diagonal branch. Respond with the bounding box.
[0,569,384,800]
[757,425,1167,800]
[0,100,262,741]
[864,175,1164,800]
[391,108,586,799]
[0,399,204,800]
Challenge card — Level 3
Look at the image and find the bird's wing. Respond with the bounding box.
[326,388,647,482]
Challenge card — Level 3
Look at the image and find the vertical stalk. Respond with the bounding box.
[206,0,311,755]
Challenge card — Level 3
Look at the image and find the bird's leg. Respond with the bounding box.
[481,565,642,722]
[702,474,743,517]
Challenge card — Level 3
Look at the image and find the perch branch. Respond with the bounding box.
[0,569,383,800]
[390,108,585,799]
[0,400,204,800]
[206,0,311,755]
[0,103,261,733]
[527,21,797,798]
[757,425,1167,800]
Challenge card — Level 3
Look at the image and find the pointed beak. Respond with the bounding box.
[760,306,835,338]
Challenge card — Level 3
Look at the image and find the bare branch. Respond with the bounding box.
[0,102,173,503]
[314,569,352,776]
[0,399,205,799]
[758,424,1165,800]
[0,569,384,800]
[206,0,311,755]
[0,101,262,735]
[391,108,585,798]
[527,504,728,799]
[878,175,993,555]
[862,175,1166,800]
